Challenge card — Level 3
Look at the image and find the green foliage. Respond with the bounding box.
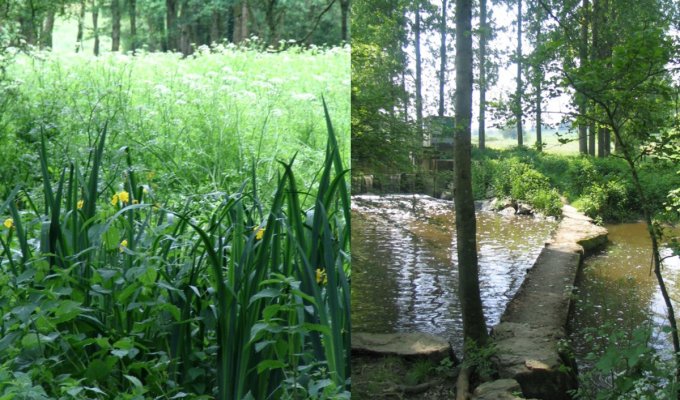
[1,45,349,201]
[0,51,350,398]
[574,325,678,400]
[462,341,497,381]
[573,180,633,222]
[488,157,562,216]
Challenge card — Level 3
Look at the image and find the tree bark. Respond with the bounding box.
[438,0,447,117]
[516,0,523,147]
[578,0,589,154]
[536,80,542,151]
[340,0,350,42]
[41,8,55,49]
[415,1,423,145]
[129,0,137,53]
[166,0,178,51]
[92,0,100,56]
[478,0,487,150]
[210,8,221,44]
[265,0,278,46]
[588,120,595,156]
[76,0,85,52]
[454,0,489,346]
[111,0,121,51]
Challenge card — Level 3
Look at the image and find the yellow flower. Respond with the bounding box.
[3,218,13,229]
[316,268,328,285]
[118,191,130,204]
[77,200,84,209]
[255,227,265,240]
[111,193,119,206]
[132,199,139,205]
[119,239,128,252]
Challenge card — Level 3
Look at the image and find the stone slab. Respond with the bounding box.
[351,332,452,362]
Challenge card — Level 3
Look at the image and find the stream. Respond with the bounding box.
[568,222,680,365]
[351,195,557,351]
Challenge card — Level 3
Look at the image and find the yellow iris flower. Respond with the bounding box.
[316,268,328,285]
[3,218,13,229]
[77,200,84,209]
[119,239,128,252]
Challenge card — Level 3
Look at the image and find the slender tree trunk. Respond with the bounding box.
[111,0,121,51]
[226,4,235,42]
[210,9,220,44]
[592,0,605,157]
[516,0,523,147]
[588,120,595,156]
[92,0,100,56]
[129,0,137,53]
[402,69,409,123]
[178,0,191,56]
[76,0,85,52]
[478,0,487,150]
[454,0,488,346]
[265,0,278,46]
[340,0,350,42]
[415,2,423,144]
[438,0,448,117]
[234,2,249,43]
[166,0,178,51]
[611,124,680,391]
[41,8,55,49]
[578,0,589,154]
[536,80,542,151]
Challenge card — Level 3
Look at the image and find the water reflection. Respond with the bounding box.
[351,195,557,351]
[569,222,680,365]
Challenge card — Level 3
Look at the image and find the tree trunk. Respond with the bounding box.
[76,0,85,52]
[536,80,542,151]
[178,0,191,56]
[234,1,249,44]
[340,0,350,42]
[112,0,121,52]
[129,0,137,53]
[415,2,423,145]
[438,0,448,117]
[578,0,589,154]
[478,0,487,150]
[92,0,100,56]
[516,0,523,147]
[588,120,595,156]
[166,0,178,51]
[210,8,221,44]
[611,124,680,391]
[41,8,55,49]
[265,0,278,46]
[454,0,489,346]
[226,4,235,43]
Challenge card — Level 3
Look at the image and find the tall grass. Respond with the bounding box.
[0,44,350,199]
[0,46,350,398]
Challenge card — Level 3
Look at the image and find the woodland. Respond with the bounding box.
[0,0,350,399]
[352,0,680,398]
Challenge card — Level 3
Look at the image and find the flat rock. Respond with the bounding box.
[352,332,452,362]
[472,379,528,400]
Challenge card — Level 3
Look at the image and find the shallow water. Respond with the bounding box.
[569,222,680,363]
[351,195,558,350]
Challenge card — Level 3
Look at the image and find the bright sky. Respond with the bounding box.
[404,0,572,131]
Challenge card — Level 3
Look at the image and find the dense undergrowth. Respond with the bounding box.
[0,46,350,399]
[471,147,680,223]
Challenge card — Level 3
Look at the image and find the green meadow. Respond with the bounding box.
[0,42,350,399]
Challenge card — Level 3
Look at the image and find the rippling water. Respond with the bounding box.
[569,222,680,364]
[351,195,558,350]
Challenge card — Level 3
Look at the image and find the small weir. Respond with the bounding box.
[351,195,558,351]
[352,195,611,399]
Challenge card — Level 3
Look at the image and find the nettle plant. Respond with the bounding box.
[0,105,350,399]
